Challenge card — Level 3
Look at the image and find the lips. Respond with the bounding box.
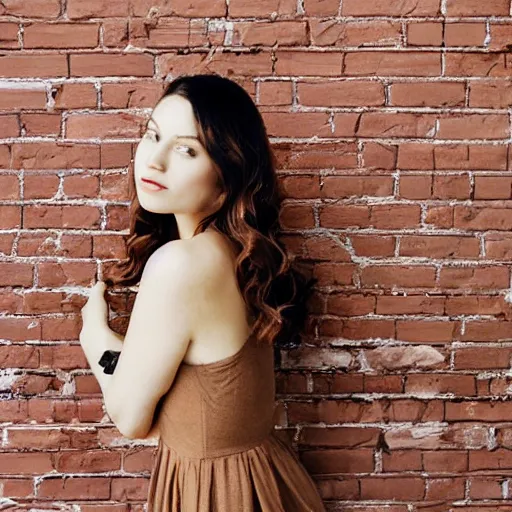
[141,177,167,190]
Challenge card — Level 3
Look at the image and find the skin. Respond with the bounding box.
[80,94,254,440]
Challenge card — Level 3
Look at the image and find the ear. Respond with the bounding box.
[214,189,227,209]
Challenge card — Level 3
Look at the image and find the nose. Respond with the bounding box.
[146,146,167,172]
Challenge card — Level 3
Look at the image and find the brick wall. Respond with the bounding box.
[1,0,512,510]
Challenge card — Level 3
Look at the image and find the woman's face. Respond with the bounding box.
[133,94,224,217]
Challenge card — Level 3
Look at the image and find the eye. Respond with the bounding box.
[175,145,196,157]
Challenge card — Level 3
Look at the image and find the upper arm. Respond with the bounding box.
[106,241,196,439]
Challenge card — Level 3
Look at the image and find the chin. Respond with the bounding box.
[140,203,173,215]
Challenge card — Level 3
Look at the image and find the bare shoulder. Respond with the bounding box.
[142,231,235,288]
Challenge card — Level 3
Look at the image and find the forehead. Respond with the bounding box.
[149,95,196,129]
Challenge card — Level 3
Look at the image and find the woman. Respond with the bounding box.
[79,73,325,511]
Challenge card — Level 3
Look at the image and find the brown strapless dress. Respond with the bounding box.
[146,332,325,511]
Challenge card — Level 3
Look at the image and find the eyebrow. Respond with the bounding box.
[146,117,200,142]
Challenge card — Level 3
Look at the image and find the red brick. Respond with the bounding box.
[426,478,465,500]
[376,296,445,315]
[23,205,101,229]
[158,51,272,78]
[24,174,59,199]
[446,53,507,77]
[469,448,512,470]
[445,295,507,316]
[399,235,479,258]
[399,175,432,199]
[446,401,512,421]
[0,55,67,78]
[486,233,512,259]
[370,204,421,229]
[274,142,357,169]
[454,206,512,230]
[319,205,370,229]
[462,320,512,342]
[1,0,60,17]
[344,52,441,77]
[228,0,296,16]
[302,0,339,15]
[337,319,395,340]
[321,176,393,198]
[232,21,308,46]
[313,374,364,395]
[358,113,436,138]
[361,266,437,288]
[278,175,321,199]
[361,477,425,500]
[20,113,60,137]
[397,143,434,169]
[52,83,97,109]
[310,20,402,47]
[298,80,385,107]
[362,142,397,169]
[279,204,315,229]
[103,19,129,47]
[132,0,225,16]
[423,451,468,472]
[70,53,153,77]
[489,24,512,51]
[396,320,459,343]
[468,477,503,500]
[0,175,20,200]
[437,114,509,140]
[24,23,99,48]
[454,347,512,370]
[262,111,331,138]
[475,176,512,199]
[0,87,47,109]
[406,374,476,395]
[382,450,422,472]
[258,81,292,106]
[13,143,100,170]
[390,82,466,107]
[0,206,21,228]
[63,175,100,198]
[434,144,507,170]
[351,235,396,257]
[439,266,509,289]
[67,0,129,18]
[432,175,471,199]
[342,0,441,16]
[54,450,121,472]
[101,81,163,108]
[470,80,512,108]
[365,375,403,393]
[66,113,144,139]
[445,23,486,47]
[39,476,110,500]
[407,22,443,46]
[275,51,342,76]
[302,449,374,474]
[446,0,510,16]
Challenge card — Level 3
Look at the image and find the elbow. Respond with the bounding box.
[105,392,135,439]
[113,411,148,440]
[114,414,140,440]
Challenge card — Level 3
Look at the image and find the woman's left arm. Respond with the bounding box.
[79,281,124,413]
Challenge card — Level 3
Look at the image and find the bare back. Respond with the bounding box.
[181,229,253,366]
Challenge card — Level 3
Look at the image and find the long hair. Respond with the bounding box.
[104,73,316,351]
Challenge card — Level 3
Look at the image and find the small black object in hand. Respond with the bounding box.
[98,350,121,374]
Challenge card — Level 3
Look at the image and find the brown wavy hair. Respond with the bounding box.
[104,73,315,352]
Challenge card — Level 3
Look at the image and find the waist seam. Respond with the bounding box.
[159,428,276,460]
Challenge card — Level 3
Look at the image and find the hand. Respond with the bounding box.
[79,280,109,363]
[80,280,109,337]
